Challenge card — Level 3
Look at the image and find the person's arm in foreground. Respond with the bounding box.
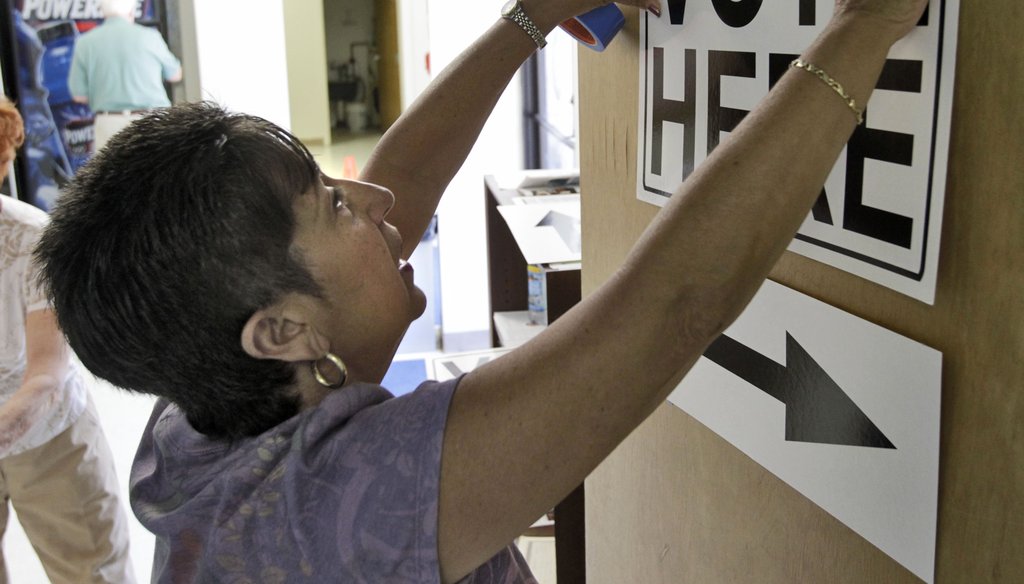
[437,1,929,581]
[0,309,70,457]
[360,0,655,258]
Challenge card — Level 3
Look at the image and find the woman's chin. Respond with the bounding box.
[409,286,428,320]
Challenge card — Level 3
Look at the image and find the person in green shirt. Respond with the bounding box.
[69,0,182,153]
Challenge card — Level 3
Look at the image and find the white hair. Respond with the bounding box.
[101,0,137,18]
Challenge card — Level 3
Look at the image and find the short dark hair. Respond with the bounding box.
[35,102,323,439]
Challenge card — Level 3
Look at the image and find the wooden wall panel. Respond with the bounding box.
[579,3,1022,582]
[374,0,401,129]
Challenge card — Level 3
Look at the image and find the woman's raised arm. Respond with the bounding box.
[360,0,657,258]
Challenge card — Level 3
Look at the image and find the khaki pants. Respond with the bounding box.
[0,396,135,584]
[93,112,144,154]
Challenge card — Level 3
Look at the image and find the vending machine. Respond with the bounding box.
[0,0,166,210]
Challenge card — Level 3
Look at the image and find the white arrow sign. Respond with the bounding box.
[670,280,942,582]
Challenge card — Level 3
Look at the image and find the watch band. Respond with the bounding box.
[503,0,547,49]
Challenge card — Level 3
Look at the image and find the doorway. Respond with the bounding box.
[322,0,400,136]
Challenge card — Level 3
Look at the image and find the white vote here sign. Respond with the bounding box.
[637,0,960,304]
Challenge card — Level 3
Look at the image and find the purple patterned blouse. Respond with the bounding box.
[130,378,536,583]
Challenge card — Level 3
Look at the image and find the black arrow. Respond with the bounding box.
[702,333,895,449]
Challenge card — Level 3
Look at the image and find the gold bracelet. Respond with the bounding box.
[790,59,864,125]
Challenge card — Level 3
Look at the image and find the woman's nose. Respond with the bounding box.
[365,183,396,225]
[340,179,395,224]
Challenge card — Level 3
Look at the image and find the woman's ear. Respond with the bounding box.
[240,296,330,362]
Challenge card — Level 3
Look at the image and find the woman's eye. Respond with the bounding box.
[332,187,344,210]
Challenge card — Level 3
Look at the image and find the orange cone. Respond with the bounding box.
[342,155,358,179]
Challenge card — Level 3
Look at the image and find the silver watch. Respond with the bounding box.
[501,0,547,49]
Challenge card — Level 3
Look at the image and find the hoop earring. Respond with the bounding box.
[312,352,348,389]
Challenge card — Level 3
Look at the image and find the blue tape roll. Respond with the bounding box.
[559,4,625,52]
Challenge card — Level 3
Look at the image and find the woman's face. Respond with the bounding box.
[290,175,426,383]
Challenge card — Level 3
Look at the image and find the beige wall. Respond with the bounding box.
[580,3,1022,582]
[284,0,331,145]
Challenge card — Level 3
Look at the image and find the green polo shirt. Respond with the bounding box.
[68,17,181,112]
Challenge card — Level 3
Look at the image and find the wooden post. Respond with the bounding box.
[579,3,1023,582]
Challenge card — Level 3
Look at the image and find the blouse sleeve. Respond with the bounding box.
[290,378,459,583]
[21,226,49,314]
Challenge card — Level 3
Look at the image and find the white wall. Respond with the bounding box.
[397,0,431,111]
[284,0,331,144]
[424,0,525,346]
[190,0,291,130]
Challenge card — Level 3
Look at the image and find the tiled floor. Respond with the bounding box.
[307,128,383,179]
